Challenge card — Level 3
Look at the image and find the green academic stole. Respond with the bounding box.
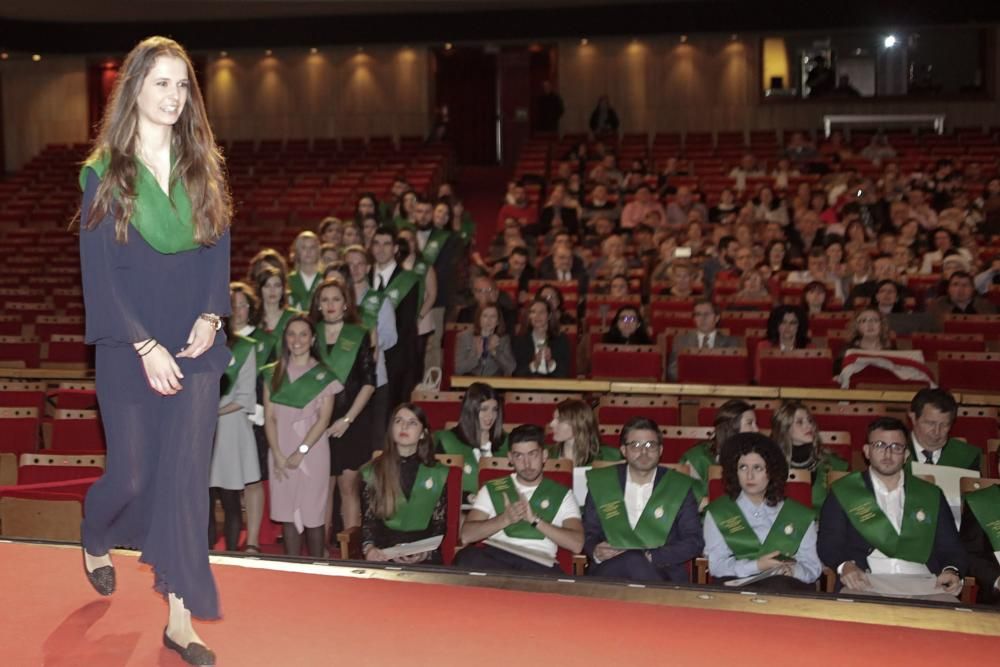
[459,213,476,244]
[254,308,300,370]
[435,430,481,493]
[598,446,623,462]
[359,289,382,330]
[80,154,198,254]
[831,472,941,563]
[287,271,318,311]
[419,229,451,265]
[938,438,982,469]
[262,362,337,409]
[679,441,714,500]
[362,463,448,532]
[411,260,429,305]
[486,475,569,540]
[221,334,256,396]
[586,466,693,549]
[965,485,1000,560]
[316,322,367,383]
[810,452,849,509]
[385,269,421,311]
[706,496,815,560]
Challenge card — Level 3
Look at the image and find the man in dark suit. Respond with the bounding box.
[536,236,588,295]
[959,485,1000,604]
[582,417,703,582]
[371,226,421,411]
[455,275,517,335]
[907,387,982,471]
[666,300,740,381]
[818,417,967,598]
[413,197,462,371]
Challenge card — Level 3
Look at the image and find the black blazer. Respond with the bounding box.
[429,233,462,309]
[582,465,704,583]
[817,471,967,582]
[959,503,1000,604]
[512,333,571,378]
[378,265,421,375]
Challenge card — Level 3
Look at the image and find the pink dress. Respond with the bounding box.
[268,359,342,530]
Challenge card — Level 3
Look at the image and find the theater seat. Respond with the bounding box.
[758,348,835,388]
[504,392,582,426]
[0,476,99,541]
[597,395,679,427]
[677,348,750,385]
[0,407,40,455]
[16,452,105,485]
[590,344,662,382]
[410,390,465,431]
[806,402,887,455]
[938,352,1000,392]
[49,409,107,452]
[909,333,985,362]
[951,407,999,450]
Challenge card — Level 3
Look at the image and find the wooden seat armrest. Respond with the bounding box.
[695,556,709,585]
[821,566,837,593]
[961,576,978,605]
[336,526,363,560]
[572,554,587,576]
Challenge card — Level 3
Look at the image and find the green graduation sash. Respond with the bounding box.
[598,446,623,462]
[810,452,849,508]
[965,485,1000,560]
[287,271,319,311]
[80,154,198,255]
[359,289,382,331]
[831,472,941,563]
[435,430,481,493]
[364,270,422,324]
[315,322,367,383]
[419,229,451,265]
[909,437,981,471]
[679,441,714,501]
[221,334,256,396]
[586,466,693,549]
[362,462,448,532]
[254,308,301,370]
[262,361,337,409]
[459,212,476,244]
[706,496,815,560]
[486,475,569,539]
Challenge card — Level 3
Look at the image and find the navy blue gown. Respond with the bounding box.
[78,170,231,620]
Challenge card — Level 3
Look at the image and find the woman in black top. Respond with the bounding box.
[309,278,376,541]
[513,298,571,378]
[602,305,653,345]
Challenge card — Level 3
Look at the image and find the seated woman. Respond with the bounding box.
[513,298,571,378]
[703,432,821,591]
[454,303,516,377]
[602,305,653,345]
[870,279,907,314]
[680,399,759,503]
[754,305,810,383]
[658,261,696,299]
[731,268,773,306]
[770,400,848,507]
[362,403,449,564]
[536,284,577,326]
[800,280,831,317]
[833,306,895,375]
[434,382,508,501]
[263,316,341,558]
[549,399,621,506]
[606,274,632,299]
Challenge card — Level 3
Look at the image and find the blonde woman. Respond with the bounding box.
[770,401,848,507]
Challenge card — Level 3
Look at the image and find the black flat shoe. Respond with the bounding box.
[82,548,115,596]
[163,629,216,666]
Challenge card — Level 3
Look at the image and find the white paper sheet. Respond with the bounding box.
[379,535,443,560]
[865,573,947,597]
[723,567,782,587]
[909,461,980,529]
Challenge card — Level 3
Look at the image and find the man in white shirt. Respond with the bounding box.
[582,417,703,582]
[456,425,583,573]
[818,417,966,598]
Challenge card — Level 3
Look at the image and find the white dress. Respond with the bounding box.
[209,347,262,489]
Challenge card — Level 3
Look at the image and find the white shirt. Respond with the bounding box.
[697,331,716,349]
[911,435,942,464]
[375,261,397,292]
[299,270,318,291]
[470,473,581,560]
[624,468,655,530]
[867,473,931,575]
[416,229,432,253]
[529,332,558,375]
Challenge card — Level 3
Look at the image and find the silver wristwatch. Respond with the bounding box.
[297,443,310,454]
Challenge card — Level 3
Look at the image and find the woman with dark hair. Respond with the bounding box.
[254,266,302,367]
[247,247,289,285]
[771,401,847,507]
[680,399,759,503]
[309,278,376,544]
[800,280,830,316]
[263,316,340,558]
[764,240,791,273]
[513,298,571,378]
[755,305,809,383]
[208,284,263,554]
[703,433,821,590]
[363,403,450,563]
[454,303,516,377]
[871,279,906,314]
[354,192,380,225]
[435,382,508,500]
[536,284,576,326]
[602,305,653,345]
[77,35,234,660]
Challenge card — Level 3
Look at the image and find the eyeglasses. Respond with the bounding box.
[624,440,660,451]
[869,441,907,454]
[619,315,638,324]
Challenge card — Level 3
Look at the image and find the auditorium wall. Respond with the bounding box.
[556,29,1000,137]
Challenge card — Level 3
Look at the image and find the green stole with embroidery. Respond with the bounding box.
[831,472,941,563]
[80,153,198,254]
[254,308,300,370]
[809,452,849,508]
[262,361,337,409]
[435,430,509,493]
[965,485,1000,562]
[679,441,714,501]
[361,463,448,531]
[315,322,367,383]
[221,334,256,396]
[486,475,569,539]
[706,496,814,560]
[586,466,693,549]
[287,270,319,311]
[419,229,451,265]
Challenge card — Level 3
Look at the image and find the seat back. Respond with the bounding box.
[758,348,834,388]
[17,452,105,485]
[50,409,106,452]
[410,390,465,431]
[597,394,679,427]
[504,392,582,426]
[938,352,1000,392]
[590,344,662,381]
[952,407,999,449]
[806,402,887,454]
[677,348,750,385]
[910,333,985,362]
[0,407,40,455]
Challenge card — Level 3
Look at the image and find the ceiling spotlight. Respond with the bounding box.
[32,54,41,62]
[730,34,738,41]
[219,50,228,57]
[883,35,897,48]
[444,42,453,51]
[679,35,688,43]
[310,47,318,55]
[356,46,364,53]
[0,52,8,60]
[264,49,273,56]
[580,38,589,46]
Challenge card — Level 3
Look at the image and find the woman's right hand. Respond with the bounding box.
[364,546,389,561]
[138,343,184,395]
[757,550,792,574]
[271,453,289,481]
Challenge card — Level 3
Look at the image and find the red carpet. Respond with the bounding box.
[456,166,511,257]
[2,541,994,666]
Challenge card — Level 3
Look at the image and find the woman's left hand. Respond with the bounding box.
[177,317,217,359]
[328,417,351,439]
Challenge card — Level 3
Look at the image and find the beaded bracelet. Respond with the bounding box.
[137,339,158,357]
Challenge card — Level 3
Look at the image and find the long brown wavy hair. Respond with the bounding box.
[554,399,602,466]
[79,36,231,245]
[370,403,437,519]
[308,277,361,327]
[270,315,318,395]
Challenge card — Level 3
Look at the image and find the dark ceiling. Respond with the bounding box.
[0,1,997,54]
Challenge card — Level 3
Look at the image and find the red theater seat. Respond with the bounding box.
[410,390,464,431]
[597,395,679,427]
[49,409,106,452]
[938,352,1000,392]
[942,315,1000,337]
[909,333,985,361]
[951,408,999,448]
[0,407,40,455]
[758,348,835,388]
[590,344,662,382]
[677,348,750,385]
[504,392,582,426]
[16,452,105,485]
[806,402,886,454]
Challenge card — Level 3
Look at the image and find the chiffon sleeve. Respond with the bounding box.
[78,169,151,346]
[198,227,232,317]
